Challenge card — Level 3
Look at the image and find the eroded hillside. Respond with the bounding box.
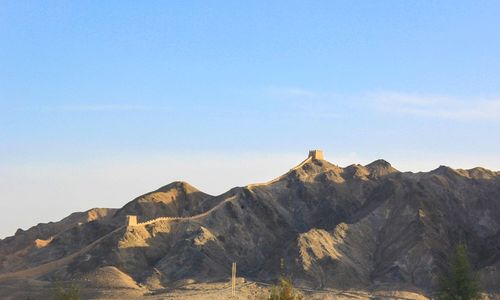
[1,152,499,299]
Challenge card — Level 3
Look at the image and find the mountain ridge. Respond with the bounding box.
[1,153,499,299]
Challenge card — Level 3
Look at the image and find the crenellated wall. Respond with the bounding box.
[125,194,237,227]
[136,216,180,226]
[125,215,179,226]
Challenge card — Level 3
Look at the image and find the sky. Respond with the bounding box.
[1,1,500,238]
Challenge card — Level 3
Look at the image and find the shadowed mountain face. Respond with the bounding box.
[1,155,499,296]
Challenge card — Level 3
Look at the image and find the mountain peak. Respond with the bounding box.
[464,167,497,179]
[366,159,391,168]
[365,159,398,177]
[431,165,458,176]
[113,181,213,220]
[156,181,202,194]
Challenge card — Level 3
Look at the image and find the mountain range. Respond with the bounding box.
[1,151,499,299]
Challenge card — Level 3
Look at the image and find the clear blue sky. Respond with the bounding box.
[1,1,500,237]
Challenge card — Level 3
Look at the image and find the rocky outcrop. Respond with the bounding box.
[0,208,116,273]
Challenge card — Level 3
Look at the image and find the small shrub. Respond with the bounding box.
[267,276,304,300]
[53,281,81,300]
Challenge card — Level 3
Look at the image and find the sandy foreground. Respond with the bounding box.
[1,277,498,299]
[0,277,438,300]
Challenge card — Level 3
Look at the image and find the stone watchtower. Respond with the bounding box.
[126,215,137,226]
[308,150,324,160]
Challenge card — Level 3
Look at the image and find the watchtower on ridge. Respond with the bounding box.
[126,215,137,226]
[308,150,324,160]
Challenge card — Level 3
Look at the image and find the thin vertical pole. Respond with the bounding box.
[231,262,236,297]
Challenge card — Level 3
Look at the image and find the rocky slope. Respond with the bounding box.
[0,153,499,298]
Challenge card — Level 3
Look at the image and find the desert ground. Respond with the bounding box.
[0,277,439,300]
